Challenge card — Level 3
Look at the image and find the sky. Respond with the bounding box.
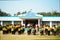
[0,0,60,15]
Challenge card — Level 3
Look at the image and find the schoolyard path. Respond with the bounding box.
[0,31,60,40]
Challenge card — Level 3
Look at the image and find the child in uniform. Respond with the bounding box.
[11,25,15,34]
[21,24,25,34]
[6,25,10,34]
[18,27,21,34]
[2,26,7,34]
[40,26,44,35]
[52,25,57,36]
[32,26,36,35]
[47,26,51,36]
[44,25,48,35]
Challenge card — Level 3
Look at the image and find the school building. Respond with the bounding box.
[0,12,60,27]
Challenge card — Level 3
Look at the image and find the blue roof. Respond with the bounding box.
[20,12,42,19]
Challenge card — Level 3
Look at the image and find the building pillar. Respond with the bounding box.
[12,21,14,25]
[50,21,52,27]
[1,21,3,26]
[38,19,40,28]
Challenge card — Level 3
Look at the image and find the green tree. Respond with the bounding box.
[22,11,27,14]
[14,12,21,16]
[37,11,60,16]
[14,11,27,16]
[0,9,11,16]
[57,25,60,35]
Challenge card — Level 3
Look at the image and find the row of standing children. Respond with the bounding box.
[1,23,57,36]
[40,24,57,36]
[27,23,57,36]
[2,23,25,34]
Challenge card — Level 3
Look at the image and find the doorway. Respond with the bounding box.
[24,19,38,27]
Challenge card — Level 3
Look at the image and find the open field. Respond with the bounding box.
[0,31,60,40]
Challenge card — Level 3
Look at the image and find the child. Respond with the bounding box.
[44,25,48,35]
[27,26,31,35]
[18,27,21,34]
[21,24,25,34]
[52,25,57,36]
[47,26,51,36]
[40,26,44,35]
[27,23,31,35]
[32,26,36,35]
[11,25,15,34]
[2,26,7,34]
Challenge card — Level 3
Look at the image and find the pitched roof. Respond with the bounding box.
[19,12,43,19]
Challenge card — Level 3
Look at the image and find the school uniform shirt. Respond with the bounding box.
[52,27,56,31]
[21,27,23,30]
[17,25,20,27]
[11,26,15,31]
[47,27,51,31]
[7,26,10,29]
[3,27,7,31]
[9,26,13,29]
[22,27,25,30]
[14,26,17,29]
[18,28,21,31]
[40,28,44,31]
[45,27,48,29]
[11,28,14,31]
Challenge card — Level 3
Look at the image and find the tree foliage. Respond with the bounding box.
[15,11,60,16]
[0,9,11,16]
[37,11,60,16]
[56,25,60,34]
[14,11,27,16]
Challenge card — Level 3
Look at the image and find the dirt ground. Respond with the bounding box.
[0,31,60,40]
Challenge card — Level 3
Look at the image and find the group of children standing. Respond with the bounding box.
[0,23,57,36]
[2,24,25,34]
[40,25,57,36]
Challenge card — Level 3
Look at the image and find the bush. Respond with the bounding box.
[56,25,60,35]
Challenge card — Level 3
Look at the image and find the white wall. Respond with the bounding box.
[42,17,60,21]
[0,16,22,21]
[0,16,60,27]
[0,16,60,21]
